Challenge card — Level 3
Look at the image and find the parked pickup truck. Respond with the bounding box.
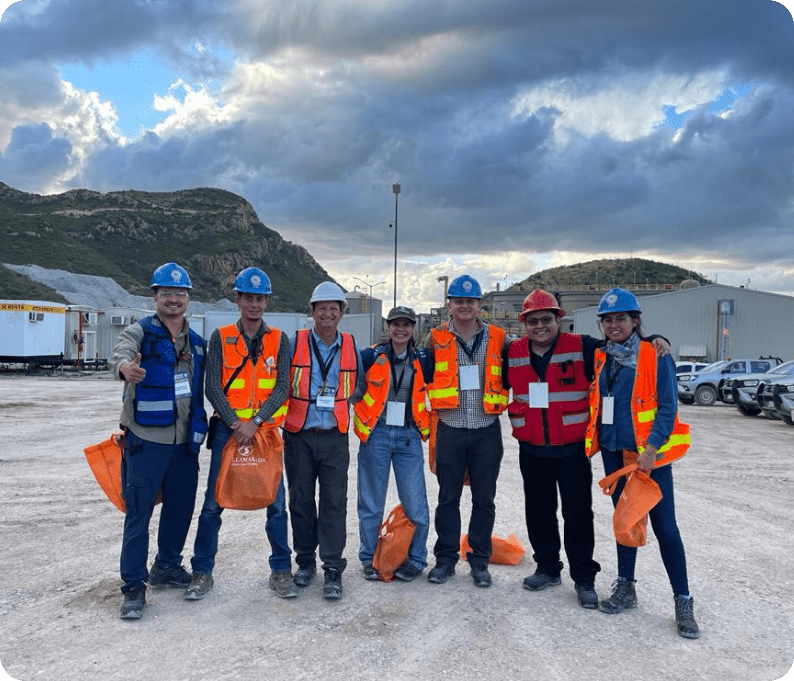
[757,378,794,425]
[718,360,794,416]
[677,357,781,406]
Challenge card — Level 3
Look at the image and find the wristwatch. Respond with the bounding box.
[252,414,264,426]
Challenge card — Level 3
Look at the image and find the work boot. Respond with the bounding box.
[185,573,214,600]
[674,595,701,639]
[323,569,343,600]
[269,571,298,599]
[120,585,146,620]
[362,563,379,581]
[599,577,637,614]
[574,582,598,609]
[148,563,191,589]
[470,564,492,588]
[427,563,455,584]
[394,562,422,582]
[522,572,561,591]
[293,566,316,587]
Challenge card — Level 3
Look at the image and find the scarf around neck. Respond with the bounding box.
[604,331,640,370]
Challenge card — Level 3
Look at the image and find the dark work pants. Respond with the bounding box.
[283,429,349,573]
[120,430,199,593]
[601,447,690,596]
[518,442,600,584]
[433,419,503,566]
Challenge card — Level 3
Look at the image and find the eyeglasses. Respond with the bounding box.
[526,315,556,327]
[600,314,632,325]
[157,291,188,300]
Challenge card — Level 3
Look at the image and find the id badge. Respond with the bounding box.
[316,393,335,410]
[174,372,191,398]
[386,401,406,426]
[601,396,615,425]
[529,383,549,408]
[459,365,480,391]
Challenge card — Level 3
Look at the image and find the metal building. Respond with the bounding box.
[572,283,794,363]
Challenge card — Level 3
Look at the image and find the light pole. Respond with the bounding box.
[353,276,385,345]
[392,182,400,308]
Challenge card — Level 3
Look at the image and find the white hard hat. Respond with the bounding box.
[310,281,347,305]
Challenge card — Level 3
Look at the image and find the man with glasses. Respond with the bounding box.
[504,289,667,610]
[108,262,208,619]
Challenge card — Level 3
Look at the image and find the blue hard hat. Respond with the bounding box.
[447,274,482,299]
[234,267,272,295]
[150,262,192,290]
[597,287,641,315]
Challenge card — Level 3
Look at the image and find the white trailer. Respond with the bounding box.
[0,301,67,363]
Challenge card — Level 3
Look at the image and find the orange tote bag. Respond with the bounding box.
[215,427,284,510]
[372,504,416,582]
[599,461,663,547]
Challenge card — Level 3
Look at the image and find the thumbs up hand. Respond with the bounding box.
[121,353,146,384]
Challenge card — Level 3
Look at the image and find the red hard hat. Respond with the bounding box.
[518,289,565,320]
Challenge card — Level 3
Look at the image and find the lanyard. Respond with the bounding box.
[388,348,409,397]
[458,329,484,362]
[310,335,340,390]
[605,357,623,394]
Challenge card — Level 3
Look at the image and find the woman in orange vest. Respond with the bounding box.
[586,288,699,639]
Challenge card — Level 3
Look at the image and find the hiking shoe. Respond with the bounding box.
[575,582,598,609]
[269,571,298,599]
[185,573,214,601]
[394,562,422,582]
[323,569,343,600]
[120,585,146,620]
[523,572,562,591]
[427,563,455,584]
[362,563,379,581]
[293,566,316,588]
[674,595,701,639]
[599,577,637,614]
[149,563,191,589]
[470,564,492,588]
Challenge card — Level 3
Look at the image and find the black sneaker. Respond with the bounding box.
[522,572,562,591]
[674,595,701,639]
[394,562,422,582]
[427,563,455,584]
[574,582,598,609]
[470,564,492,588]
[120,585,146,620]
[185,573,214,600]
[149,563,191,589]
[323,569,343,600]
[294,566,316,587]
[599,577,637,614]
[362,563,379,581]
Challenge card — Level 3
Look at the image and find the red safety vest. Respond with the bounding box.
[507,333,590,445]
[283,329,358,433]
[427,323,508,414]
[219,323,287,427]
[585,342,690,467]
[353,352,431,443]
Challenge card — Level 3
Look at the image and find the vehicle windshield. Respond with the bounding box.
[768,360,794,375]
[697,361,728,373]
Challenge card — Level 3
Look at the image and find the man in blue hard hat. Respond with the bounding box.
[186,267,297,601]
[108,262,208,620]
[425,274,509,588]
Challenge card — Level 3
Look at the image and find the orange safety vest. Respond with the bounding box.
[427,323,508,414]
[219,323,287,427]
[507,333,591,445]
[283,329,358,434]
[585,341,690,467]
[353,352,431,443]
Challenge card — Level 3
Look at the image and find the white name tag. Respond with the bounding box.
[174,372,191,398]
[529,383,549,408]
[316,393,335,410]
[601,396,615,425]
[386,401,406,426]
[459,365,480,391]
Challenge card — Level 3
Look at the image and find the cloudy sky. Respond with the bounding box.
[1,0,793,310]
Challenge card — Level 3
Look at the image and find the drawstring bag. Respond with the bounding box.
[460,533,526,565]
[83,432,161,512]
[372,504,416,582]
[599,460,663,547]
[215,427,284,510]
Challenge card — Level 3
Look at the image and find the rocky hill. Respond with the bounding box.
[0,182,335,311]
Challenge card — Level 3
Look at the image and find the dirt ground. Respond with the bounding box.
[0,372,792,681]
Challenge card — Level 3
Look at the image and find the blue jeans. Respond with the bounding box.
[120,431,198,592]
[191,421,292,574]
[600,448,690,596]
[357,423,430,570]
